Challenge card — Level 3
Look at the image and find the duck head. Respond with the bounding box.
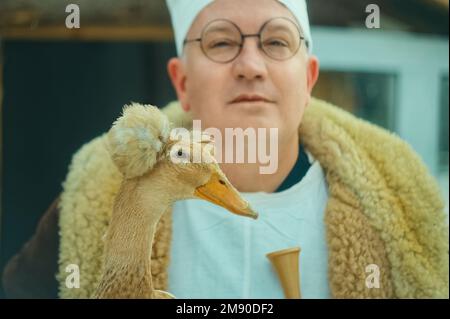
[107,103,258,219]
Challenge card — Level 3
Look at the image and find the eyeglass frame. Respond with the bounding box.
[183,17,309,63]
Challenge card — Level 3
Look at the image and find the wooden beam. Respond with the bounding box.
[371,0,449,34]
[0,25,174,41]
[425,0,449,10]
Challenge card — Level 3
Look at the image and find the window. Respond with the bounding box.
[313,71,397,130]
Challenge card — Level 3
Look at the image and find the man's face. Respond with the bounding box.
[168,0,319,148]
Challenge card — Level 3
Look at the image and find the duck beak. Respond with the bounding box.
[194,172,258,219]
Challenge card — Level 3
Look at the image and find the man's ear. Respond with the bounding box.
[167,57,190,112]
[305,55,320,106]
[307,55,319,92]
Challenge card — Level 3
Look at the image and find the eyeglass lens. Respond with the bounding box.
[200,18,302,62]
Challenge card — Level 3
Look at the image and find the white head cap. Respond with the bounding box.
[166,0,313,57]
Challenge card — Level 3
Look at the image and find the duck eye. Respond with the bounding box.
[170,145,190,164]
[219,180,226,186]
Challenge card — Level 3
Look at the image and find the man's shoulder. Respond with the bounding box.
[64,134,118,185]
[305,98,431,177]
[305,98,444,207]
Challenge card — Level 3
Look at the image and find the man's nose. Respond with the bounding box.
[231,37,268,81]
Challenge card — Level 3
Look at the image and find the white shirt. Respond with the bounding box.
[168,154,330,299]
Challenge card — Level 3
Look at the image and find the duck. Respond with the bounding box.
[93,103,258,298]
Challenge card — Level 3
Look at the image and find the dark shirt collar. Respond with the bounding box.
[275,143,311,193]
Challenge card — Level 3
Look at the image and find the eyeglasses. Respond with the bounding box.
[183,17,308,63]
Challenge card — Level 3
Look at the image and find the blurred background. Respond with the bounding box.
[0,0,448,297]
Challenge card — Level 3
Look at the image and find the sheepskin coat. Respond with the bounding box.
[57,98,449,299]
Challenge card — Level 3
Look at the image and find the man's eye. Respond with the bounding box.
[267,40,288,47]
[210,40,235,48]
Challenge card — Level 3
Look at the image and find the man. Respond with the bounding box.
[3,0,448,299]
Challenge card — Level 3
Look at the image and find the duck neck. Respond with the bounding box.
[98,176,170,297]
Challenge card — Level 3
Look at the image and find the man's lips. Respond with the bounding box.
[230,94,273,104]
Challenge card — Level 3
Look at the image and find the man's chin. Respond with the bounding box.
[236,116,279,131]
